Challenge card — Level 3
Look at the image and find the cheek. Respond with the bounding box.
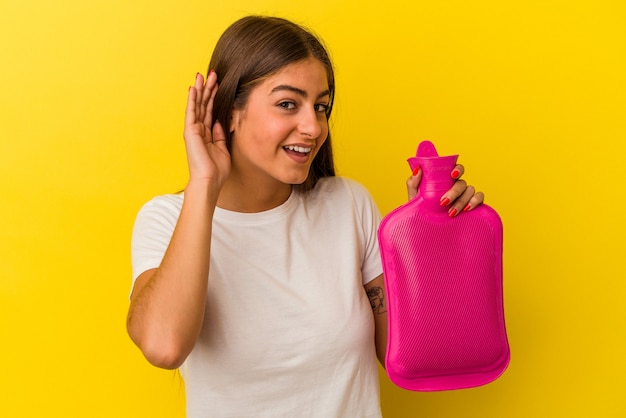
[313,131,330,157]
[252,114,292,141]
[319,121,329,145]
[236,116,280,148]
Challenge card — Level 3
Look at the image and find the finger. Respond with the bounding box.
[211,121,228,149]
[439,179,467,206]
[194,73,204,123]
[201,70,217,127]
[451,164,464,180]
[184,84,198,130]
[447,184,475,217]
[406,166,422,201]
[462,191,485,212]
[203,71,219,128]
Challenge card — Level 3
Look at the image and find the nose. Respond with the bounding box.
[298,107,324,139]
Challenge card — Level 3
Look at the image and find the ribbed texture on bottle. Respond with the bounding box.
[384,207,507,380]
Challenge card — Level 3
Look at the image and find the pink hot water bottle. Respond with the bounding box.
[378,141,510,391]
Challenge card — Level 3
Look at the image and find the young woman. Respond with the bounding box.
[127,16,484,418]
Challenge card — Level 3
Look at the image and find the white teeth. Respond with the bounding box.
[284,145,312,154]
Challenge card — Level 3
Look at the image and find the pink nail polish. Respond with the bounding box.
[412,166,420,176]
[440,197,451,207]
[448,208,458,217]
[463,203,471,212]
[452,169,460,179]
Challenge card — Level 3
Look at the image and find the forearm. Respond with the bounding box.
[127,181,218,369]
[365,275,388,367]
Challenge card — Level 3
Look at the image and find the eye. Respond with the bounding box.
[314,103,329,114]
[278,101,297,110]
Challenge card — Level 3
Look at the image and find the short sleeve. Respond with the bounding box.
[130,194,183,288]
[341,178,383,285]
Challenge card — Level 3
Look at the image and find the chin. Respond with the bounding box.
[282,172,310,186]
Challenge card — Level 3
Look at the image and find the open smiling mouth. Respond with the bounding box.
[283,145,312,156]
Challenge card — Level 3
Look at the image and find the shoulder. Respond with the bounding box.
[140,193,184,210]
[307,177,379,215]
[134,193,184,227]
[313,176,373,199]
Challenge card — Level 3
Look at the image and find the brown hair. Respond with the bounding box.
[209,16,336,192]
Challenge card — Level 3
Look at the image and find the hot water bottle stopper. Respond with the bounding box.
[377,140,510,391]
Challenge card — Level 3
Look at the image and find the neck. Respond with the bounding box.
[217,172,292,213]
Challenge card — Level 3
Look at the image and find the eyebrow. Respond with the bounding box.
[270,85,330,100]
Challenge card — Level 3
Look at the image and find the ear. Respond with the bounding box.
[229,109,240,134]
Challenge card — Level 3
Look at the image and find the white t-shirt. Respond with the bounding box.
[131,177,383,418]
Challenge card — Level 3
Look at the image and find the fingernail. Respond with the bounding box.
[448,208,458,217]
[440,197,451,206]
[452,169,460,179]
[463,203,471,212]
[412,166,420,176]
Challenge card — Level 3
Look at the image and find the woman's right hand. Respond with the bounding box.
[184,71,231,191]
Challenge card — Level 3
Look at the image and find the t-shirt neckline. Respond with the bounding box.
[213,189,299,225]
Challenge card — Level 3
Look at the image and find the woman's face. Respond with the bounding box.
[229,57,330,188]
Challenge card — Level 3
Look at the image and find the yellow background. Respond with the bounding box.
[1,0,624,416]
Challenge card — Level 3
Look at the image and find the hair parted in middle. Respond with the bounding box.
[209,15,336,192]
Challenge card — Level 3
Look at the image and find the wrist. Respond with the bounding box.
[183,179,221,207]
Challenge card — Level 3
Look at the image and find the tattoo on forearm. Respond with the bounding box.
[367,286,387,315]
